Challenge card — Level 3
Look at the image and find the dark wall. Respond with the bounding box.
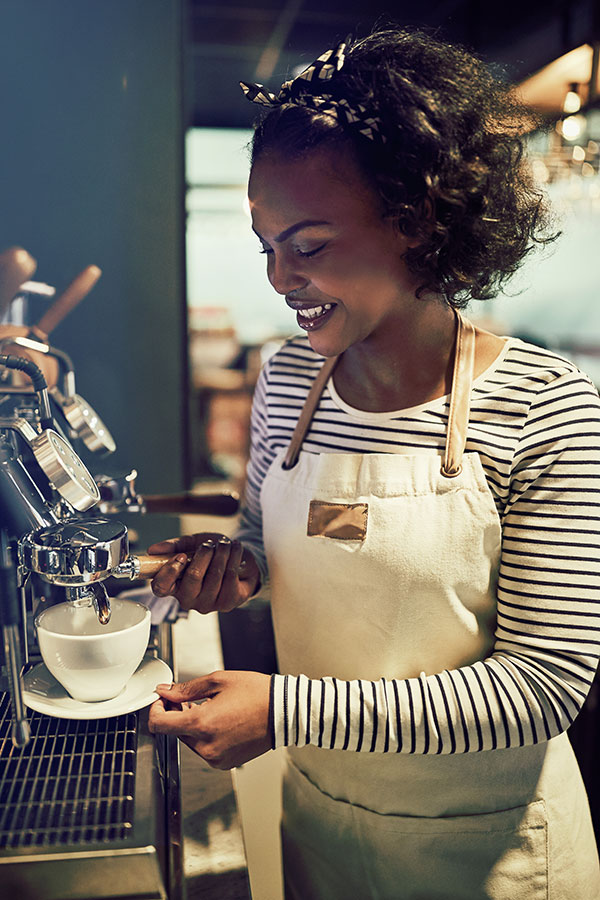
[0,0,189,533]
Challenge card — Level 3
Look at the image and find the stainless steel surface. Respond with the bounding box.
[15,281,56,299]
[0,690,176,900]
[89,582,111,625]
[0,623,183,900]
[1,336,75,397]
[94,470,241,518]
[95,469,146,515]
[21,517,129,585]
[0,434,59,534]
[0,529,30,752]
[58,392,117,455]
[157,622,184,900]
[0,351,56,422]
[3,416,38,442]
[0,338,116,455]
[29,430,100,511]
[1,626,29,748]
[0,692,138,849]
[0,333,50,357]
[63,370,76,398]
[65,583,112,625]
[0,268,184,899]
[0,342,104,738]
[112,556,142,580]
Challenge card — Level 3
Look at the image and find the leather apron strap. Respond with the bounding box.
[282,354,339,470]
[441,311,476,477]
[282,311,476,476]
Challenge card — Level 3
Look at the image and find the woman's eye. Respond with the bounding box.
[295,243,326,259]
[257,241,327,258]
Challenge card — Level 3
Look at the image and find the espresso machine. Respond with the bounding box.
[0,250,239,899]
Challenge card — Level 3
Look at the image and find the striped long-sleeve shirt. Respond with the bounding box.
[236,332,600,754]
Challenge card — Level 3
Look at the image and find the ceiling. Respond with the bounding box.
[185,0,600,128]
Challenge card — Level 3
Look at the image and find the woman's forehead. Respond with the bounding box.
[248,148,378,227]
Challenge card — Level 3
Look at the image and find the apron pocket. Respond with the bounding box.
[283,760,549,900]
[354,799,548,900]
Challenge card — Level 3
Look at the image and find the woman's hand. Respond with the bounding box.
[148,533,260,613]
[148,670,272,769]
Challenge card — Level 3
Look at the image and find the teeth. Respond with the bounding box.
[298,303,333,319]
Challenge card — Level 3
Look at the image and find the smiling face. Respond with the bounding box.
[248,145,422,358]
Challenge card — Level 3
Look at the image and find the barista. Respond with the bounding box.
[148,28,600,899]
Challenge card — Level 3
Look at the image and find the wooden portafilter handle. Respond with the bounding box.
[0,261,100,391]
[120,547,247,581]
[35,264,102,335]
[134,554,191,578]
[0,247,37,318]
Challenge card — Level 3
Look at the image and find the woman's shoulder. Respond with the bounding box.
[484,336,598,396]
[262,333,327,385]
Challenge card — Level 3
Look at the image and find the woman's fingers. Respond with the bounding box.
[150,553,189,597]
[148,533,252,612]
[176,537,241,612]
[175,538,224,610]
[149,674,222,733]
[217,541,245,611]
[149,670,272,768]
[194,538,232,608]
[148,697,199,734]
[148,533,220,556]
[149,535,203,595]
[149,533,228,604]
[155,675,218,702]
[147,538,180,555]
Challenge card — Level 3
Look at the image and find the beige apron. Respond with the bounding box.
[260,314,600,899]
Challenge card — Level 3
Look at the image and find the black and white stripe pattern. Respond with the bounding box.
[237,333,600,754]
[240,41,386,144]
[240,43,346,107]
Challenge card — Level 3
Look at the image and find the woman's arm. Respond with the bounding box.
[148,365,273,611]
[271,369,600,753]
[234,365,272,586]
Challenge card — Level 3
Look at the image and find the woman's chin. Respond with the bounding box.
[305,332,344,358]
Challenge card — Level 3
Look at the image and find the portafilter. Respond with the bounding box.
[20,516,189,625]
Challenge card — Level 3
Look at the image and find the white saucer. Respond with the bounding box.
[22,654,173,720]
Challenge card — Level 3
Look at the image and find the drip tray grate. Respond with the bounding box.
[0,692,138,850]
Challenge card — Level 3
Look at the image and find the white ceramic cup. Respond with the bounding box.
[35,598,151,702]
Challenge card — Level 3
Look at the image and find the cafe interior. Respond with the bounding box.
[1,0,599,898]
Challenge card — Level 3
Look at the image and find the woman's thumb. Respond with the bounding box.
[155,676,215,701]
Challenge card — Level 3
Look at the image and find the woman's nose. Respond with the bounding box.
[267,253,307,295]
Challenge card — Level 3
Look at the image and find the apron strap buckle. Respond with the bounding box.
[440,463,463,478]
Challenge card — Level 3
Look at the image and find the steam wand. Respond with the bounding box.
[0,529,30,747]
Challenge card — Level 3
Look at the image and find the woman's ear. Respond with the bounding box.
[401,192,437,249]
[421,192,436,227]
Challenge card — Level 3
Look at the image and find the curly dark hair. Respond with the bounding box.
[250,28,558,307]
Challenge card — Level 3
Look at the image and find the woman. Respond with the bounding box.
[148,28,600,899]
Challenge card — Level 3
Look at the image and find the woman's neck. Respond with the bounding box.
[333,301,458,413]
[332,306,508,413]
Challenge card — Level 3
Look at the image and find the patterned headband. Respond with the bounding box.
[240,42,386,144]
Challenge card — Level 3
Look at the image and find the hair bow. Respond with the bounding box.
[240,42,385,143]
